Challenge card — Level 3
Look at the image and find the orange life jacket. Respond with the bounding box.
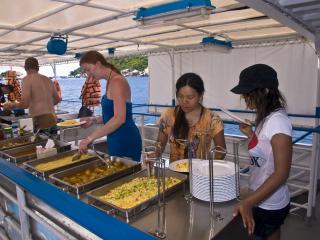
[6,71,21,101]
[80,76,101,107]
[53,79,62,99]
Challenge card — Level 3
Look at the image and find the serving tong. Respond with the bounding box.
[93,149,112,168]
[71,144,111,168]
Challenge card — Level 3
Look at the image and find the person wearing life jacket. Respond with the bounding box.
[6,70,21,102]
[0,83,14,119]
[80,75,101,108]
[53,79,62,101]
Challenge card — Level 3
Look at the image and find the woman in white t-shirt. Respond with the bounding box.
[231,64,292,240]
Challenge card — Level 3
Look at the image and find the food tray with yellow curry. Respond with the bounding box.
[49,156,141,197]
[86,169,187,220]
[23,149,96,179]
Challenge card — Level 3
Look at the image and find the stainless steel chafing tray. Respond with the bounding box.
[49,157,142,197]
[0,139,71,165]
[23,150,97,179]
[0,134,39,151]
[0,141,47,165]
[86,169,187,221]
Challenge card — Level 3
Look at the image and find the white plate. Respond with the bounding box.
[169,159,189,173]
[218,106,251,125]
[193,190,236,202]
[192,160,237,177]
[57,119,86,128]
[168,159,207,173]
[191,161,238,203]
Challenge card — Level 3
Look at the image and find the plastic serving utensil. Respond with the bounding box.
[31,128,41,142]
[218,106,252,125]
[71,152,81,161]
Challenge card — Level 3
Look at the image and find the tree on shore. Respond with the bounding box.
[69,67,84,77]
[69,55,148,77]
[108,55,147,72]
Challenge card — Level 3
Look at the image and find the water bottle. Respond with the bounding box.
[12,121,19,138]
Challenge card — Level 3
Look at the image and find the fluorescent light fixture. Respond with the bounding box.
[108,48,115,56]
[134,0,215,28]
[75,53,81,59]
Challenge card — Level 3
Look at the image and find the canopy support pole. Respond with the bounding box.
[310,34,320,218]
[169,49,175,106]
[50,63,57,79]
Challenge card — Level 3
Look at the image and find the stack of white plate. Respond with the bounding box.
[191,160,238,202]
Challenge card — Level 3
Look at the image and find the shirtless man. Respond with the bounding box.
[4,57,61,130]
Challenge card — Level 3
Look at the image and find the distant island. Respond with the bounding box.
[69,55,148,78]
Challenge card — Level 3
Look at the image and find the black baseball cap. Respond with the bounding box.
[231,64,278,94]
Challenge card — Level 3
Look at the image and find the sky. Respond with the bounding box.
[0,62,80,78]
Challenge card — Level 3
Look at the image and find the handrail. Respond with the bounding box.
[292,131,313,144]
[60,100,320,119]
[132,111,320,134]
[131,103,319,119]
[59,100,316,143]
[132,112,316,145]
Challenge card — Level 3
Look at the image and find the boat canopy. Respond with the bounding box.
[0,0,319,66]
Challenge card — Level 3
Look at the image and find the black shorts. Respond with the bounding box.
[253,204,290,240]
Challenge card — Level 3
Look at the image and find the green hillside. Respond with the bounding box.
[69,55,148,77]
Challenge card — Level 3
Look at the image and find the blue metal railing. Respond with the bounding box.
[132,103,319,119]
[60,100,320,119]
[131,104,319,145]
[59,100,318,144]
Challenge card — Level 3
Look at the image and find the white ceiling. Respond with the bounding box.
[0,0,318,66]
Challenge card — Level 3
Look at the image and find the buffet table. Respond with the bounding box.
[0,134,249,240]
[130,189,241,239]
[0,159,249,240]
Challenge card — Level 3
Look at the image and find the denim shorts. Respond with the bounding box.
[253,204,290,240]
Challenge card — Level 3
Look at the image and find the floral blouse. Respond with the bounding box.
[158,107,224,162]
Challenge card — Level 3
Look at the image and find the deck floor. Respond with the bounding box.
[282,188,320,240]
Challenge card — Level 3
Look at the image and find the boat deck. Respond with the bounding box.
[282,187,320,240]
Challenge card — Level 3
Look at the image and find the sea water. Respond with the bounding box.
[56,77,312,145]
